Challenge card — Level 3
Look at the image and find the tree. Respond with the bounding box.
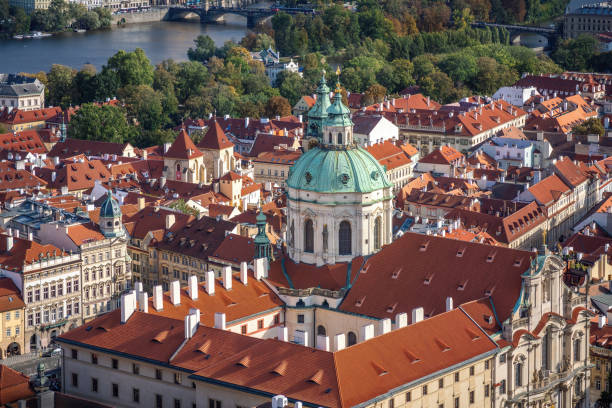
[68,103,132,143]
[187,35,216,63]
[363,84,387,106]
[75,10,100,30]
[264,95,291,118]
[47,64,75,107]
[573,118,605,138]
[552,35,598,71]
[439,53,478,84]
[105,48,154,88]
[452,7,474,30]
[169,199,199,217]
[277,71,307,105]
[47,0,69,31]
[12,7,30,34]
[94,7,111,28]
[72,65,98,104]
[118,85,166,131]
[174,61,209,102]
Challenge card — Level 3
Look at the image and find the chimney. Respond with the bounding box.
[396,312,408,329]
[334,333,346,351]
[138,291,148,313]
[316,335,330,351]
[245,117,249,128]
[446,297,453,311]
[138,196,145,210]
[170,280,180,305]
[5,234,13,252]
[361,324,375,341]
[272,395,288,408]
[412,307,424,324]
[159,176,167,188]
[188,275,198,300]
[599,315,607,329]
[379,318,392,335]
[214,312,226,330]
[184,313,198,339]
[206,271,215,295]
[254,257,266,280]
[222,266,232,290]
[153,285,163,311]
[120,292,136,323]
[240,261,248,285]
[277,326,288,341]
[165,213,175,229]
[294,329,309,346]
[51,171,56,182]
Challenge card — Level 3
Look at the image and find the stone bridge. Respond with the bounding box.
[471,21,560,48]
[168,1,316,28]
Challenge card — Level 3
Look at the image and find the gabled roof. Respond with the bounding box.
[340,232,535,324]
[0,365,34,404]
[527,174,571,205]
[48,138,131,159]
[0,106,62,125]
[419,145,464,165]
[0,277,25,312]
[166,129,203,160]
[553,156,588,187]
[66,223,105,246]
[197,120,234,150]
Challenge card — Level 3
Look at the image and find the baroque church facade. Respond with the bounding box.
[285,75,394,266]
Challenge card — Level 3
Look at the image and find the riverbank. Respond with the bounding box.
[111,7,170,26]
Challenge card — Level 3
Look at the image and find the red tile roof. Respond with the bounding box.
[267,256,364,291]
[166,129,203,159]
[527,174,571,205]
[340,232,535,323]
[147,270,283,326]
[66,223,105,246]
[365,140,412,170]
[0,278,25,312]
[553,156,588,187]
[419,145,464,165]
[0,130,48,153]
[0,234,69,271]
[0,162,47,191]
[0,106,62,125]
[48,138,132,159]
[0,365,34,405]
[37,159,111,192]
[197,120,234,150]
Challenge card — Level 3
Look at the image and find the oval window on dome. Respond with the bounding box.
[340,173,350,185]
[305,172,312,183]
[371,171,379,180]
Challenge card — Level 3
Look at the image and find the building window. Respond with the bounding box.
[91,354,98,364]
[71,349,78,359]
[34,289,40,302]
[455,372,460,382]
[133,363,139,375]
[304,219,314,253]
[112,383,119,397]
[297,314,304,324]
[175,399,182,408]
[454,397,459,408]
[574,338,581,361]
[156,394,163,408]
[112,359,118,369]
[338,221,351,255]
[91,378,98,393]
[241,325,247,334]
[133,388,140,403]
[469,390,474,404]
[422,385,428,395]
[347,331,357,346]
[439,378,444,388]
[71,373,78,387]
[405,392,411,402]
[485,384,490,397]
[515,362,523,387]
[43,287,49,299]
[174,373,182,384]
[374,216,382,250]
[156,369,162,380]
[208,399,222,408]
[500,379,506,394]
[257,319,264,330]
[597,378,602,390]
[274,314,280,325]
[469,366,474,376]
[485,359,489,370]
[389,398,394,408]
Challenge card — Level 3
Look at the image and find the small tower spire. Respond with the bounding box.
[254,210,272,261]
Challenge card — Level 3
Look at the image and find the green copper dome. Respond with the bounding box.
[100,190,121,218]
[287,146,392,194]
[324,92,353,128]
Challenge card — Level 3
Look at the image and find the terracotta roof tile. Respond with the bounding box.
[197,120,234,150]
[0,365,34,404]
[166,129,203,159]
[0,278,25,312]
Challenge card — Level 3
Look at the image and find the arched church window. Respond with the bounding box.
[328,132,333,144]
[304,219,314,253]
[317,325,326,336]
[347,331,357,346]
[337,132,343,145]
[374,216,382,250]
[339,221,351,255]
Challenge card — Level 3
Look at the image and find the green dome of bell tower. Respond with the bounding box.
[306,72,332,140]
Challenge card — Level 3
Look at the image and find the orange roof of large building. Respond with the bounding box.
[553,156,588,187]
[364,93,441,112]
[0,162,47,191]
[527,174,571,205]
[66,223,105,246]
[0,278,25,312]
[419,145,464,165]
[0,106,62,125]
[0,365,34,405]
[147,270,283,326]
[339,232,535,323]
[37,159,111,192]
[166,129,203,159]
[0,234,69,271]
[365,140,412,170]
[0,130,48,153]
[197,120,234,150]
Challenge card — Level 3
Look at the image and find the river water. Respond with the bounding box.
[0,17,252,73]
